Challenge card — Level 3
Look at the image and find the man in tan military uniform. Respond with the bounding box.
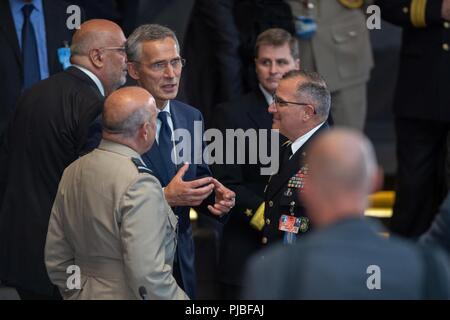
[285,0,373,130]
[45,87,188,300]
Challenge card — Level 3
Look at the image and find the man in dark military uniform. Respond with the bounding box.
[376,0,450,237]
[212,28,300,299]
[253,70,330,248]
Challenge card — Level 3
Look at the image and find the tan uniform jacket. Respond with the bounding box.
[45,139,188,300]
[287,0,374,92]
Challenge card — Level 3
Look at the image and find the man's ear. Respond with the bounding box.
[127,62,140,81]
[303,104,315,120]
[370,167,384,194]
[89,48,103,68]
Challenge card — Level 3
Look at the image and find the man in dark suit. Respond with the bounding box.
[0,19,127,300]
[0,0,76,139]
[244,128,450,299]
[376,0,450,237]
[211,28,300,299]
[259,70,329,248]
[126,24,236,299]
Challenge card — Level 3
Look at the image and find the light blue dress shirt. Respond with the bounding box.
[9,0,49,80]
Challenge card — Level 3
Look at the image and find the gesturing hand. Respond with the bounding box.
[164,163,214,207]
[207,178,236,216]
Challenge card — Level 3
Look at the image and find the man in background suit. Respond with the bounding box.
[0,0,77,139]
[376,0,450,238]
[45,87,188,300]
[126,24,236,298]
[0,19,127,300]
[211,28,300,299]
[259,70,329,249]
[244,128,450,299]
[234,0,373,130]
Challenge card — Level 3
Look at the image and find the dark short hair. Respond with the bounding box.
[126,24,180,62]
[255,28,299,60]
[282,70,331,120]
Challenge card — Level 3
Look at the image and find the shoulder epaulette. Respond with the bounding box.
[131,157,153,175]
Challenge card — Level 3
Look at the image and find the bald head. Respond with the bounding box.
[71,19,124,58]
[302,128,382,227]
[70,19,127,95]
[102,87,157,154]
[308,128,377,193]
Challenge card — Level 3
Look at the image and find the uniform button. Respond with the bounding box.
[402,7,408,14]
[348,30,357,37]
[268,201,273,207]
[445,22,450,29]
[262,237,268,244]
[307,2,314,9]
[290,201,296,206]
[266,219,271,225]
[443,43,449,51]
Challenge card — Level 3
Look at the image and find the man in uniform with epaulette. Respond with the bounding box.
[45,87,188,300]
[251,70,330,249]
[376,0,450,237]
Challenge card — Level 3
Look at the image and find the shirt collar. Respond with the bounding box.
[98,139,142,160]
[159,100,171,115]
[291,122,325,155]
[258,83,273,106]
[10,0,43,14]
[73,64,105,96]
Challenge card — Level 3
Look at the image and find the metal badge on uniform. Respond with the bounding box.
[284,188,293,197]
[294,16,317,39]
[279,214,301,234]
[57,41,71,70]
[299,217,310,232]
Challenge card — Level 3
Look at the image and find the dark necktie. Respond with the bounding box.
[22,4,40,89]
[158,111,177,181]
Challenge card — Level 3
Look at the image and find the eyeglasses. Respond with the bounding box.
[272,94,316,114]
[131,57,186,72]
[99,46,126,54]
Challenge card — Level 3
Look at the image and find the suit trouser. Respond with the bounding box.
[391,117,450,237]
[330,83,367,131]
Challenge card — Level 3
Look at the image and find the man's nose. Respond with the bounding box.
[268,101,277,114]
[164,64,176,78]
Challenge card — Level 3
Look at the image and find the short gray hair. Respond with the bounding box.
[102,107,150,138]
[282,70,331,120]
[126,24,180,62]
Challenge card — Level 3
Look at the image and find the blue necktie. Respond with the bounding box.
[158,111,177,181]
[22,4,40,89]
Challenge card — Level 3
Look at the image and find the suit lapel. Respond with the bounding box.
[246,90,272,129]
[0,0,22,69]
[142,143,168,185]
[266,122,329,199]
[266,148,303,200]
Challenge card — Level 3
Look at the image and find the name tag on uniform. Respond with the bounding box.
[279,214,301,234]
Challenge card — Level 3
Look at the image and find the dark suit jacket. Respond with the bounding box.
[261,123,328,248]
[180,0,242,127]
[244,217,450,299]
[141,100,214,299]
[0,66,103,296]
[376,0,450,121]
[0,0,76,138]
[211,89,273,286]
